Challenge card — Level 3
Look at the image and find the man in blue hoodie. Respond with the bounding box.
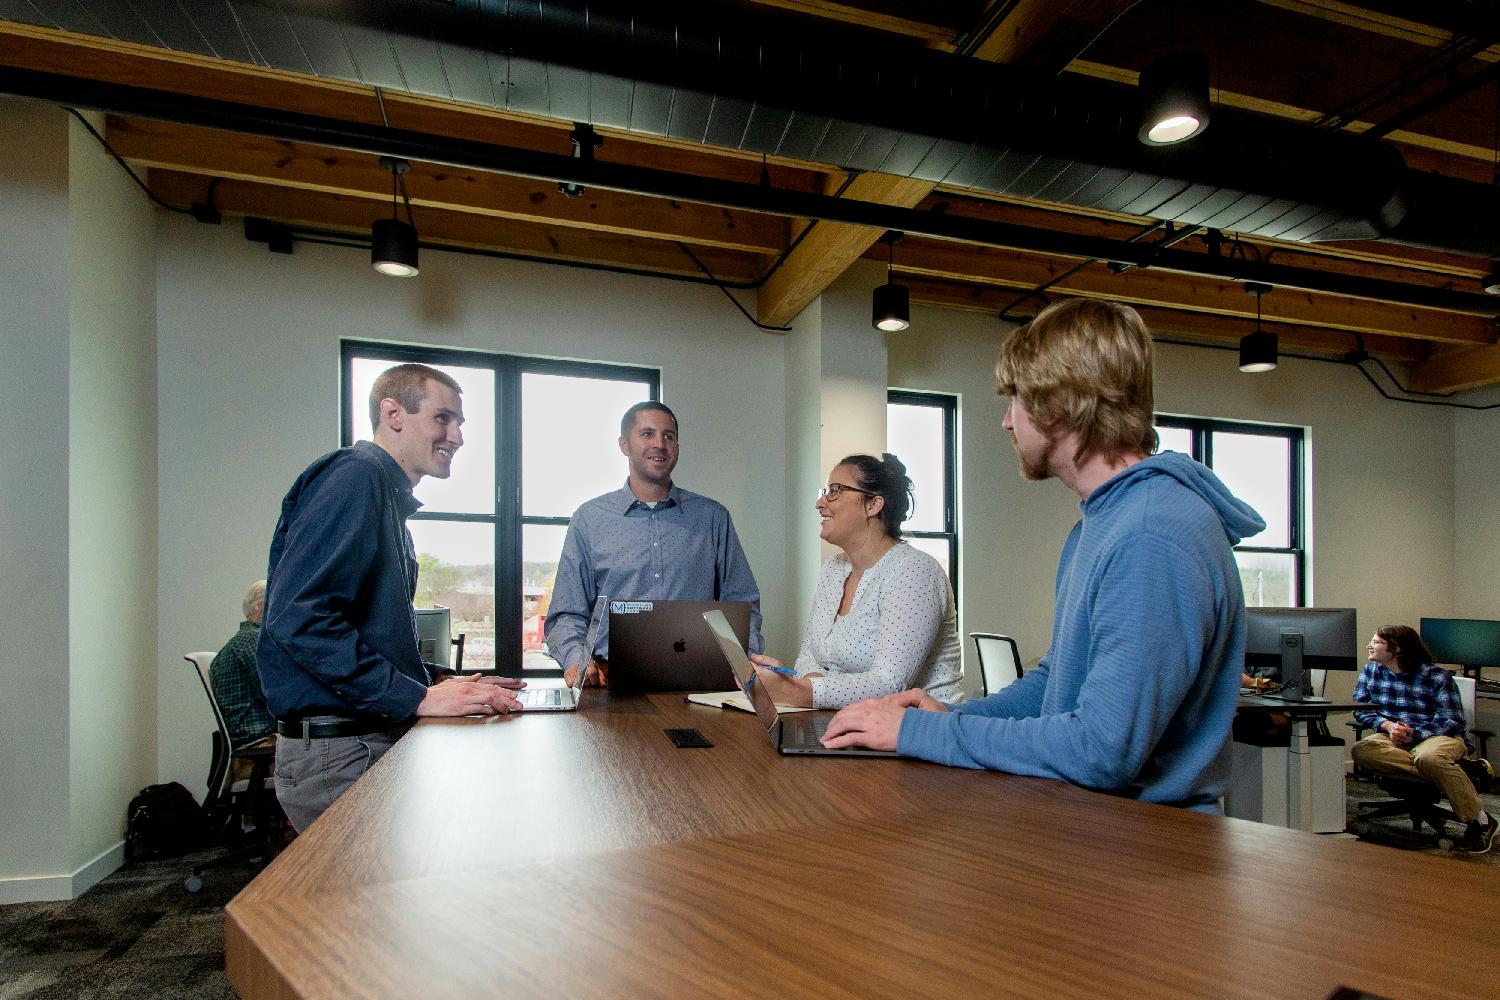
[823,298,1264,812]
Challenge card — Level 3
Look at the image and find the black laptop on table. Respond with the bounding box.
[702,610,899,758]
[606,599,752,693]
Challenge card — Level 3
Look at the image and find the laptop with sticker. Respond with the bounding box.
[607,600,752,692]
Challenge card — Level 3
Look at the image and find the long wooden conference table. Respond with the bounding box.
[226,691,1493,999]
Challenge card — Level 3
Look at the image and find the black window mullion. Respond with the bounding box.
[495,361,523,675]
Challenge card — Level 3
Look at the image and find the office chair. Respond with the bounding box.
[1349,674,1495,847]
[183,652,286,892]
[969,632,1023,696]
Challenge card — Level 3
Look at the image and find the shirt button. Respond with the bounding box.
[653,541,659,546]
[654,573,660,578]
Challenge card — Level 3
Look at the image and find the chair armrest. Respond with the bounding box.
[1346,720,1368,740]
[1472,727,1493,760]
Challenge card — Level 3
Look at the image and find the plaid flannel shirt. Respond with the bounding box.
[1352,660,1469,750]
[210,621,275,746]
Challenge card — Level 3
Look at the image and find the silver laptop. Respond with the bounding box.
[607,600,751,692]
[518,595,607,712]
[703,610,899,757]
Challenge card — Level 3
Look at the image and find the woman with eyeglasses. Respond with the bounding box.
[749,453,963,709]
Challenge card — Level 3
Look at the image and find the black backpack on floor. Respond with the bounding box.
[125,782,210,861]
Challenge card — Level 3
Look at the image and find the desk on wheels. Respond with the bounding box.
[226,693,1493,1000]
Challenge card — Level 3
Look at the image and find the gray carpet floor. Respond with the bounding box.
[1,776,1493,998]
[0,846,263,1000]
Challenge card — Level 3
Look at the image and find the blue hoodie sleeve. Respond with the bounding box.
[898,533,1219,790]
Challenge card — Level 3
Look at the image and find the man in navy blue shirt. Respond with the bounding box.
[258,363,525,831]
[545,401,762,687]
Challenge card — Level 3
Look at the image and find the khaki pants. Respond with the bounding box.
[1351,733,1480,823]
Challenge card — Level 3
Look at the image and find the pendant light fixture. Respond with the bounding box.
[1238,282,1277,373]
[1137,51,1212,146]
[872,231,910,333]
[372,156,419,277]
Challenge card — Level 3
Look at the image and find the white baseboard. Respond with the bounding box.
[0,840,125,904]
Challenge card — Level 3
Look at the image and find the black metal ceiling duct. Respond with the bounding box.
[4,0,1496,257]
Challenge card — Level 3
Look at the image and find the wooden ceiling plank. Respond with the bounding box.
[147,170,768,284]
[892,240,1494,344]
[734,1,959,43]
[900,277,1429,362]
[755,172,937,327]
[106,117,789,254]
[969,0,1138,71]
[1408,343,1500,393]
[0,22,838,194]
[1256,0,1500,56]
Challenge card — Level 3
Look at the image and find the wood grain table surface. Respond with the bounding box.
[226,692,1495,1000]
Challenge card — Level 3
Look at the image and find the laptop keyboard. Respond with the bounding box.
[518,687,565,708]
[781,715,830,750]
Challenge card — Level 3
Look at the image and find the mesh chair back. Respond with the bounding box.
[186,652,236,802]
[969,633,1023,696]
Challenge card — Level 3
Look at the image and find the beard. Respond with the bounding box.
[1010,430,1057,482]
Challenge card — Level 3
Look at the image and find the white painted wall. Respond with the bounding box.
[0,100,74,899]
[153,217,794,793]
[67,111,160,878]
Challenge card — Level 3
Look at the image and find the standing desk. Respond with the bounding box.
[226,692,1494,999]
[1232,695,1363,833]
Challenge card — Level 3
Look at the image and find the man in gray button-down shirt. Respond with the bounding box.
[545,401,763,686]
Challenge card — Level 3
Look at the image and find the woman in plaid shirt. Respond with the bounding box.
[1351,624,1494,853]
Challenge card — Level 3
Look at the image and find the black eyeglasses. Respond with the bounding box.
[819,483,875,501]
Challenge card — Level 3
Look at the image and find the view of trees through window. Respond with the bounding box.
[343,344,657,672]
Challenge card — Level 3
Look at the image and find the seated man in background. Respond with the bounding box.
[822,298,1264,812]
[1351,625,1494,854]
[209,579,275,780]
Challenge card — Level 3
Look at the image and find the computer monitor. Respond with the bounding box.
[1419,618,1500,671]
[415,606,452,669]
[1244,607,1359,702]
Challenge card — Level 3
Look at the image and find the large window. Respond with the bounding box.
[1155,416,1305,606]
[887,391,958,599]
[342,343,658,673]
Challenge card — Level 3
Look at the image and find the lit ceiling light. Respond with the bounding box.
[1238,282,1277,373]
[1138,51,1211,146]
[372,156,419,277]
[1482,263,1500,295]
[872,231,910,333]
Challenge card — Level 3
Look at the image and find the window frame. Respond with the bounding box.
[1154,414,1306,606]
[887,389,959,604]
[341,340,659,672]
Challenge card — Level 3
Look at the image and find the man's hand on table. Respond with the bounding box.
[820,688,948,752]
[417,674,525,716]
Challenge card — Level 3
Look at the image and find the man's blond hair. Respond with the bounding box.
[995,298,1157,466]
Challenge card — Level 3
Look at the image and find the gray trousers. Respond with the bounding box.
[273,717,410,832]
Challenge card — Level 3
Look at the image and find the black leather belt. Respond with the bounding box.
[276,718,394,739]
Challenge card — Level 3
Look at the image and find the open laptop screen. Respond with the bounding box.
[703,609,779,734]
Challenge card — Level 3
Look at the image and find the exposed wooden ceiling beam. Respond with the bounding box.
[900,277,1429,362]
[1408,342,1500,394]
[735,0,960,43]
[107,117,790,255]
[966,0,1138,72]
[889,239,1496,344]
[755,172,937,327]
[147,170,768,284]
[1258,0,1500,56]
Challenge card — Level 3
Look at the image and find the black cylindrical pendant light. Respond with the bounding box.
[1238,282,1277,373]
[1138,51,1211,146]
[872,231,910,332]
[372,156,419,277]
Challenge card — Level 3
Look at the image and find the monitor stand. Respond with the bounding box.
[1263,627,1329,704]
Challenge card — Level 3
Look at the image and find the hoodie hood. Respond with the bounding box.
[1085,450,1266,546]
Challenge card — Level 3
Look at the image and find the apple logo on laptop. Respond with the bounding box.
[673,637,687,653]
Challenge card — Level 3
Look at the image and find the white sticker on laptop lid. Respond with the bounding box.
[610,601,654,614]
